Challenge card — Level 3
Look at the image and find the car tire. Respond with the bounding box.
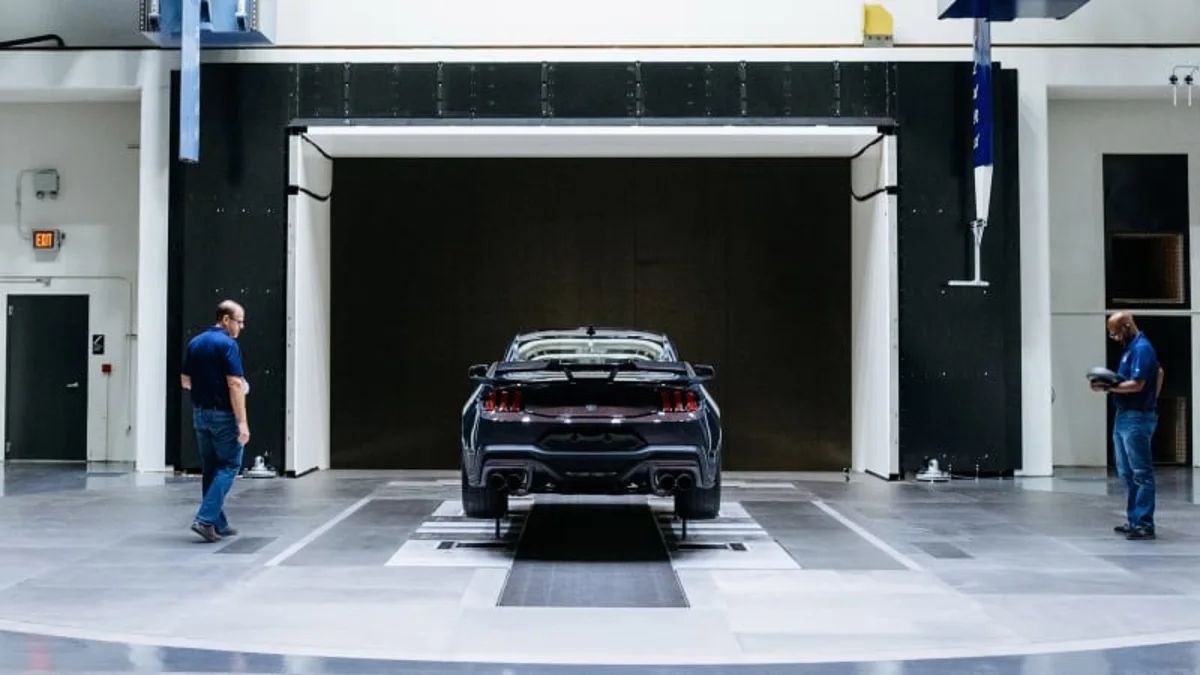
[461,468,508,519]
[675,469,721,520]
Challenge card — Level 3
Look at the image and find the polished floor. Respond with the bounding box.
[1,462,1199,674]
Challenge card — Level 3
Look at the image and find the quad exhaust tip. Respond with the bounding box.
[487,470,528,492]
[655,471,694,493]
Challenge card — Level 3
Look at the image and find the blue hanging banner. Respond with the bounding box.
[948,16,993,288]
[179,0,201,163]
[971,17,993,172]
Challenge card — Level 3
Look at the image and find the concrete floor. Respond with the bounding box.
[1,462,1200,674]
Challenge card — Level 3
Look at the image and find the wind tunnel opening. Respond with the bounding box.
[327,155,853,472]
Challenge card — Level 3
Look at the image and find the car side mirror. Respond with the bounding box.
[691,364,715,380]
[467,363,491,381]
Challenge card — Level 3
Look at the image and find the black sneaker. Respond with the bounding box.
[1114,524,1134,534]
[191,521,222,543]
[1125,527,1156,540]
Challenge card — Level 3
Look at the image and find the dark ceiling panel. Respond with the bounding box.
[837,61,893,119]
[640,63,708,118]
[296,63,346,119]
[475,63,545,117]
[786,63,838,117]
[547,63,639,118]
[743,63,837,117]
[346,63,439,118]
[438,63,475,118]
[705,63,746,118]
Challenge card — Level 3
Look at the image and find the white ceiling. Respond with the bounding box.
[302,125,885,158]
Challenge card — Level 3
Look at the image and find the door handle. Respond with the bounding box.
[65,382,80,389]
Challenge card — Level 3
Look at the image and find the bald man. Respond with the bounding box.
[1091,311,1162,540]
[181,300,251,543]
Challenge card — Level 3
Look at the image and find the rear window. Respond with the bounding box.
[513,337,667,363]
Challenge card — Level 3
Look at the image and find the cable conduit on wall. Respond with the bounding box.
[300,134,332,161]
[288,134,334,201]
[848,133,899,202]
[0,34,66,49]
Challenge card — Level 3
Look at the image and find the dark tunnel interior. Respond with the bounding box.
[329,157,852,471]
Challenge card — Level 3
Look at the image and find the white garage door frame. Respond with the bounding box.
[284,124,900,480]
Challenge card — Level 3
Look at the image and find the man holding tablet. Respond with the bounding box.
[1091,311,1162,540]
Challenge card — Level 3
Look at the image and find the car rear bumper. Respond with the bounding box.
[462,412,720,494]
[466,444,718,493]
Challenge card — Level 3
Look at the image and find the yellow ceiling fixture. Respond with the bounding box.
[863,3,894,47]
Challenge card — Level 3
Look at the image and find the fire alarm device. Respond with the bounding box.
[32,229,63,251]
[101,364,112,375]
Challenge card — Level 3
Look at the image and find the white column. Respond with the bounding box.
[1016,69,1054,477]
[286,136,333,475]
[135,50,171,473]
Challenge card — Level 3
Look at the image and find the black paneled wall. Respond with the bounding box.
[168,60,1022,476]
[168,64,293,470]
[292,62,896,122]
[893,63,1023,477]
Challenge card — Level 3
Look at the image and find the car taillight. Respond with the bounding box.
[659,388,698,413]
[483,388,523,412]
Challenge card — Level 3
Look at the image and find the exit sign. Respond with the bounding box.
[32,229,62,251]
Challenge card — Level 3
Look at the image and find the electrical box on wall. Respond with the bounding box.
[31,169,60,200]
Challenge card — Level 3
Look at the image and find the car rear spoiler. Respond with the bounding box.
[467,359,716,384]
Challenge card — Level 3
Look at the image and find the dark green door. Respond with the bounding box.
[5,295,89,461]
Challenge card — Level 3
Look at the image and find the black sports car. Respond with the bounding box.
[459,327,723,521]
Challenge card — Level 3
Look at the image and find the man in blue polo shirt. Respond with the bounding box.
[1092,311,1163,540]
[181,300,251,542]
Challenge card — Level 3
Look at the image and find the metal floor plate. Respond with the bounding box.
[497,502,688,608]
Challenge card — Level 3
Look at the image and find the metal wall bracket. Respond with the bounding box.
[947,219,990,288]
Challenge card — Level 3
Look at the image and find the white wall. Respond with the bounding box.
[850,136,900,478]
[2,0,1198,48]
[1048,99,1200,468]
[0,101,141,463]
[286,136,332,474]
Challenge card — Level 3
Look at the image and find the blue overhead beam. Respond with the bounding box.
[140,1,276,163]
[179,0,200,162]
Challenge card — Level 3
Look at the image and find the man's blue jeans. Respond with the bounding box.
[193,408,243,530]
[1112,409,1157,530]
